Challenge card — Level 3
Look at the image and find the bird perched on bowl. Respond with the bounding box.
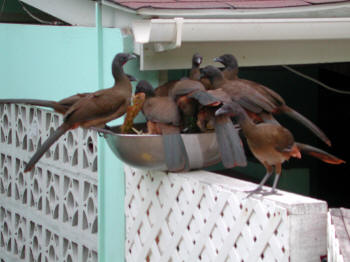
[214,53,331,146]
[167,55,246,168]
[134,80,190,172]
[171,77,247,168]
[24,52,136,172]
[215,101,345,196]
[170,77,219,132]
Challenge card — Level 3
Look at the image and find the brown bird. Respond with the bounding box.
[195,88,232,132]
[188,52,202,81]
[163,53,217,132]
[215,101,345,195]
[188,53,213,90]
[135,80,190,172]
[154,53,204,97]
[170,78,220,131]
[214,54,239,81]
[171,81,246,168]
[0,75,137,114]
[213,54,331,146]
[24,52,136,172]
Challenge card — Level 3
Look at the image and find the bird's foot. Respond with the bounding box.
[245,186,263,198]
[261,189,282,196]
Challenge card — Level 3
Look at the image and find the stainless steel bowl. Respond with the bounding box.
[94,123,221,171]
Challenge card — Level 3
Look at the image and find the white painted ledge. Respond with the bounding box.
[125,165,327,262]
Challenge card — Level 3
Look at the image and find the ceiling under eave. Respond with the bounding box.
[21,0,350,70]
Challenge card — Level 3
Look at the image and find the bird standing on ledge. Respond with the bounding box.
[135,80,190,172]
[215,101,345,196]
[214,53,331,147]
[24,52,136,172]
[0,75,136,114]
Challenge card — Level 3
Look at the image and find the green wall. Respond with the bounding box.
[0,23,158,262]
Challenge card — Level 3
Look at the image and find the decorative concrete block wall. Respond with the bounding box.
[0,104,98,262]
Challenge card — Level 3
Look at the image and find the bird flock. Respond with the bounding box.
[0,52,345,196]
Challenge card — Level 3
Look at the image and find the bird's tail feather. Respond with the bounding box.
[162,134,190,172]
[296,142,345,165]
[215,120,247,168]
[0,99,67,113]
[282,105,331,146]
[24,123,70,172]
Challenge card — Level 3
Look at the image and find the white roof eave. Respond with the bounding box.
[135,2,350,19]
[130,17,350,70]
[20,0,350,69]
[132,17,350,44]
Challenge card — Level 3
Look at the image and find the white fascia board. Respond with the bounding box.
[132,18,350,44]
[21,0,138,27]
[133,17,350,70]
[136,2,350,19]
[138,39,350,70]
[20,0,350,69]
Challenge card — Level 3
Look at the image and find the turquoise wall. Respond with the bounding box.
[0,23,158,262]
[0,24,120,99]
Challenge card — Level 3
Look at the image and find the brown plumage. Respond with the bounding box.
[171,79,220,130]
[0,75,136,114]
[167,53,219,132]
[215,102,344,195]
[24,53,136,172]
[214,54,331,146]
[135,80,189,172]
[154,53,204,97]
[170,77,246,168]
[154,80,178,97]
[189,52,202,81]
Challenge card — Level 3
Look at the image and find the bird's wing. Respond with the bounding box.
[143,97,180,126]
[64,88,129,125]
[223,81,276,113]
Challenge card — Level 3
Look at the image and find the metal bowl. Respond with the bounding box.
[94,123,221,171]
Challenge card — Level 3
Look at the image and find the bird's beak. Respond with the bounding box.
[128,53,137,61]
[213,57,222,63]
[126,74,137,82]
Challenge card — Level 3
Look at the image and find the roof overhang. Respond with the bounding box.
[132,17,350,70]
[20,0,350,70]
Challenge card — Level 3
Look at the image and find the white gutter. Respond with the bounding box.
[132,17,350,69]
[133,17,350,46]
[134,2,350,19]
[101,1,350,19]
